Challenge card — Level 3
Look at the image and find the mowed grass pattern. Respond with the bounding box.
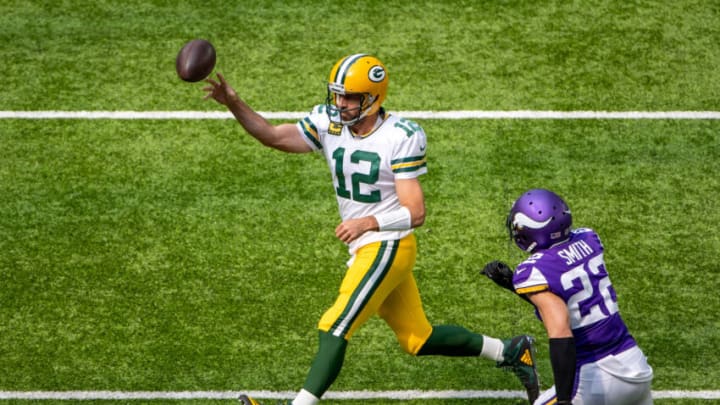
[1,1,719,404]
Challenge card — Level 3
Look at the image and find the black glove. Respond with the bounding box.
[480,260,515,292]
[481,260,532,304]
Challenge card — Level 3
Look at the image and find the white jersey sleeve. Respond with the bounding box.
[296,104,329,152]
[387,115,427,179]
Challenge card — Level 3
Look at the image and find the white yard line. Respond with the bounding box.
[1,110,720,120]
[0,390,718,400]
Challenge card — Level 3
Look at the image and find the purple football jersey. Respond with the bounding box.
[513,228,637,366]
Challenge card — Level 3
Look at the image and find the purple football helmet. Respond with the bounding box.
[506,189,573,252]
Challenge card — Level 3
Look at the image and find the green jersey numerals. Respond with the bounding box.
[332,147,381,203]
[394,118,422,138]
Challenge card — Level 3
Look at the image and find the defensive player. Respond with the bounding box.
[203,54,539,405]
[482,189,654,405]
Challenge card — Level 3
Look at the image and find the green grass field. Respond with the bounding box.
[1,1,719,404]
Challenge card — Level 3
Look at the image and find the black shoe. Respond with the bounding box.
[497,335,540,404]
[238,394,262,405]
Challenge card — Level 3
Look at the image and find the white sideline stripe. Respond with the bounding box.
[1,110,720,120]
[0,390,718,400]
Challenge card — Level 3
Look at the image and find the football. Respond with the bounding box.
[175,39,216,82]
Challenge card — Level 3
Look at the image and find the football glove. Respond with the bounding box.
[481,260,533,304]
[480,260,515,292]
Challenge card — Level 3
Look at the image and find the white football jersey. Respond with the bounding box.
[296,105,427,253]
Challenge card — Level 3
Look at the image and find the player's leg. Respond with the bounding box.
[589,351,653,405]
[377,269,434,355]
[376,236,538,403]
[297,237,414,403]
[318,237,414,338]
[378,268,515,360]
[607,378,653,405]
[377,272,483,356]
[574,348,653,405]
[294,330,347,405]
[632,381,654,405]
[533,360,652,405]
[372,245,511,360]
[606,347,654,405]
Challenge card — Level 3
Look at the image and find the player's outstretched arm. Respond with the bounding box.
[204,73,312,153]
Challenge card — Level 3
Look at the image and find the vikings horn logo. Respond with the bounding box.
[512,212,554,229]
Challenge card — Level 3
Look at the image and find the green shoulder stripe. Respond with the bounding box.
[299,117,322,149]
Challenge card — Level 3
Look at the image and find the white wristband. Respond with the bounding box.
[374,206,412,231]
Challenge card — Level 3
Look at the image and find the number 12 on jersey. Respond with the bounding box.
[332,147,381,203]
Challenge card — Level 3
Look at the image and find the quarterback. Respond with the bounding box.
[204,54,539,405]
[482,189,654,405]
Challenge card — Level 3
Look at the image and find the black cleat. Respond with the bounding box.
[497,335,540,404]
[238,394,262,405]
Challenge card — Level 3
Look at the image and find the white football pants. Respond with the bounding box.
[534,346,654,405]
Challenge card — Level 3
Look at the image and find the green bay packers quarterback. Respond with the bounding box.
[203,54,539,405]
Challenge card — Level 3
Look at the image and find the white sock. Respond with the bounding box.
[479,336,505,361]
[292,389,320,405]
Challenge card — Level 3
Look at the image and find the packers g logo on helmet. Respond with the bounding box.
[369,65,386,83]
[326,54,389,126]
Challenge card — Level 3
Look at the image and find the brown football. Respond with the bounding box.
[176,39,216,82]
